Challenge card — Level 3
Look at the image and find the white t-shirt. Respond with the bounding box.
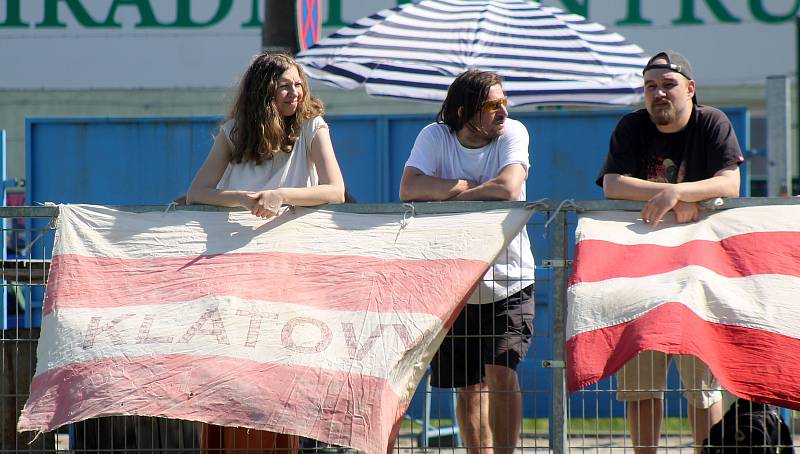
[404,118,536,304]
[216,116,326,191]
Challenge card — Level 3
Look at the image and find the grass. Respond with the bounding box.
[568,417,691,433]
[401,417,691,435]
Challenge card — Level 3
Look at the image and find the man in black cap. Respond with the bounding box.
[596,51,745,453]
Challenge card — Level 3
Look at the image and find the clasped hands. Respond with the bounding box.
[447,178,478,200]
[245,189,285,219]
[641,186,704,227]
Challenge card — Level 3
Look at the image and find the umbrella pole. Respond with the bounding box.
[262,0,298,54]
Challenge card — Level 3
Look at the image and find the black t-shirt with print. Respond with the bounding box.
[596,105,744,187]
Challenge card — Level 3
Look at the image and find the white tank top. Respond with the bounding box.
[216,116,326,191]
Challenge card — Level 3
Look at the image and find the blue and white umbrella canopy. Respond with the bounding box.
[296,0,647,107]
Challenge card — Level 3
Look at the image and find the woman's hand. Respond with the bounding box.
[248,189,285,218]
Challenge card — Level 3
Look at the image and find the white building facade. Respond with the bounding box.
[1,0,796,189]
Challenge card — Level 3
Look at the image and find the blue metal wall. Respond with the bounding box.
[25,109,750,206]
[23,108,750,420]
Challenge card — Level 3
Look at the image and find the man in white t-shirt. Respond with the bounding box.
[399,70,535,454]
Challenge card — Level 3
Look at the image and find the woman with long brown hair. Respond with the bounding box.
[187,53,344,217]
[186,53,345,454]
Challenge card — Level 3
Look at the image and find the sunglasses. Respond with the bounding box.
[482,97,508,113]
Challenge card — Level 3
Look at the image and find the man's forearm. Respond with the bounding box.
[451,164,527,201]
[603,174,672,201]
[451,180,519,201]
[671,175,740,201]
[399,173,472,201]
[604,171,739,202]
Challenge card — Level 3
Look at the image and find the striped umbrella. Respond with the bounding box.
[296,0,647,106]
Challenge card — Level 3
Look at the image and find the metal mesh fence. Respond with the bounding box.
[3,207,57,453]
[1,202,798,454]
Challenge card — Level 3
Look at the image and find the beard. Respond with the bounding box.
[469,121,504,142]
[649,102,677,125]
[483,126,504,140]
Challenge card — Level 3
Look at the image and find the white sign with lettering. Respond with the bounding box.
[0,0,795,89]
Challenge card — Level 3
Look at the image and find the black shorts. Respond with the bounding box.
[430,284,534,388]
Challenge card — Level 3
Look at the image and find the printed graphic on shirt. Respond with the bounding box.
[646,157,685,184]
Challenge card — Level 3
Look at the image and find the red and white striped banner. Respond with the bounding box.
[567,205,800,409]
[18,204,533,454]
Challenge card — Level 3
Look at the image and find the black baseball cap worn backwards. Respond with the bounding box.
[642,50,698,104]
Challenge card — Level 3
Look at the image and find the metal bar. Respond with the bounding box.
[571,197,800,212]
[0,206,59,218]
[116,201,549,214]
[8,198,798,219]
[0,203,541,217]
[315,201,546,214]
[767,75,791,196]
[542,259,572,268]
[0,260,50,285]
[550,210,569,454]
[796,15,800,193]
[1,129,6,331]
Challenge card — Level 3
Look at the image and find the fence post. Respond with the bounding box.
[549,210,569,454]
[766,75,792,196]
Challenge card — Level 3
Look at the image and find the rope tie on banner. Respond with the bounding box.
[21,202,59,257]
[163,201,178,214]
[27,430,44,446]
[543,199,578,238]
[400,202,415,229]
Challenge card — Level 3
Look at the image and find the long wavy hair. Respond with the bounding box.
[228,54,324,164]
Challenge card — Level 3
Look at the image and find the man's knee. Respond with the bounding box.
[457,383,485,404]
[485,364,519,392]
